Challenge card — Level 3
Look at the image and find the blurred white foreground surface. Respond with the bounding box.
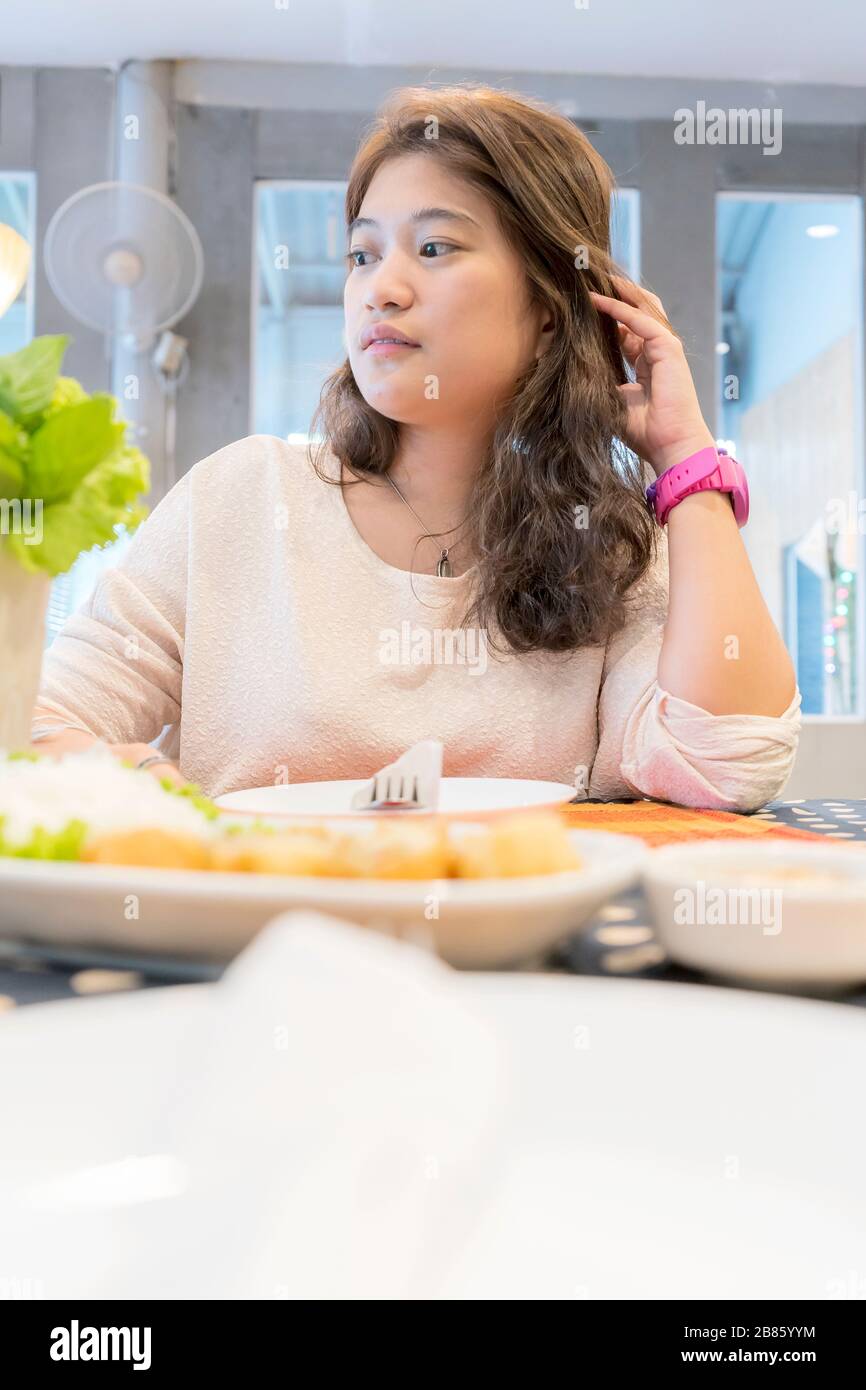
[0,909,864,1299]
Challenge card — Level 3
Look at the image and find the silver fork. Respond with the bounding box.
[355,770,421,811]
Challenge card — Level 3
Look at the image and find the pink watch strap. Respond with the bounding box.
[646,446,749,527]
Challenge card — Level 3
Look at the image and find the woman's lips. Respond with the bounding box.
[365,340,421,355]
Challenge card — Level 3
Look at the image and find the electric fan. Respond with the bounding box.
[43,181,206,490]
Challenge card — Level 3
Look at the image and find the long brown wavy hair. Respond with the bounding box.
[309,82,666,657]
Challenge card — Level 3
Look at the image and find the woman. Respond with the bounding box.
[31,84,801,810]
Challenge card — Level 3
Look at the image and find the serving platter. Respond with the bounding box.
[0,828,647,969]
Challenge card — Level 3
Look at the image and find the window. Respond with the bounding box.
[251,180,347,443]
[611,188,640,281]
[717,193,865,716]
[44,533,133,647]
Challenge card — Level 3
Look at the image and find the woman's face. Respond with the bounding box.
[344,153,550,432]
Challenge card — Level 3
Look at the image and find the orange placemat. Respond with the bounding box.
[557,800,834,849]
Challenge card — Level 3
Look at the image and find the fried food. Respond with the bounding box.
[82,827,212,870]
[209,830,336,876]
[80,811,582,880]
[450,812,582,878]
[329,821,452,880]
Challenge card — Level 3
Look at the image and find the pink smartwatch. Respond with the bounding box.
[645,445,749,527]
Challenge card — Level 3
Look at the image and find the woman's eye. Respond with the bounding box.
[419,240,454,258]
[345,241,455,269]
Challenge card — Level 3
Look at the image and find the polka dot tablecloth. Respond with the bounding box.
[0,799,865,1011]
[551,797,866,1007]
[745,798,866,840]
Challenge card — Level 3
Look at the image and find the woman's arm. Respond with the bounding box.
[660,477,797,716]
[29,472,191,777]
[28,724,186,785]
[589,278,797,718]
[587,529,801,812]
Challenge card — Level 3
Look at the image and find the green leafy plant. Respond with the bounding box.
[0,334,150,576]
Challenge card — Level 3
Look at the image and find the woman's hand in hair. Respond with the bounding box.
[588,275,715,477]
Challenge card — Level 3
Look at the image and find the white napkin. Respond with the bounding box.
[94,910,509,1299]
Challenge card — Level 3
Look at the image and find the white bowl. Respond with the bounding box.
[643,839,866,987]
[0,829,647,971]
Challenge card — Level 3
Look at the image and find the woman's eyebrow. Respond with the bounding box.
[347,206,481,237]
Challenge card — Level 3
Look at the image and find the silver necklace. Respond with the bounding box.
[385,472,464,578]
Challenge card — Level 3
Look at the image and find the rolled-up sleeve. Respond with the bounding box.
[31,472,191,749]
[587,525,802,812]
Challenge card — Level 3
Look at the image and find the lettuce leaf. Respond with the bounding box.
[156,779,222,821]
[0,336,152,578]
[27,396,126,505]
[6,438,150,576]
[0,813,88,861]
[42,375,90,420]
[0,410,28,498]
[0,334,70,424]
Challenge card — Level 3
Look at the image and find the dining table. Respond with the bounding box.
[2,791,865,1305]
[1,795,865,1012]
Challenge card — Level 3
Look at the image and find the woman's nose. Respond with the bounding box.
[363,254,414,311]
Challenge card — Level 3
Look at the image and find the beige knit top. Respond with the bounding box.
[33,434,802,809]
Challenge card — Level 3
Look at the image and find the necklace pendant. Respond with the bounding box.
[437,550,452,578]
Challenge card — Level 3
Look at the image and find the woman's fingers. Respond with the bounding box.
[616,322,646,365]
[27,735,188,787]
[589,290,681,355]
[608,274,668,320]
[112,743,187,786]
[147,761,187,787]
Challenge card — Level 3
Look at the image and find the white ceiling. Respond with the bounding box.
[1,0,865,87]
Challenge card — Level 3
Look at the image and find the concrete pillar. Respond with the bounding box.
[638,120,717,429]
[111,59,177,504]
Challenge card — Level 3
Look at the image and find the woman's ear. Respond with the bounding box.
[533,310,556,361]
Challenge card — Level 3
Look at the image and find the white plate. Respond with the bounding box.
[0,969,863,1298]
[215,775,576,819]
[0,829,646,969]
[643,838,866,986]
